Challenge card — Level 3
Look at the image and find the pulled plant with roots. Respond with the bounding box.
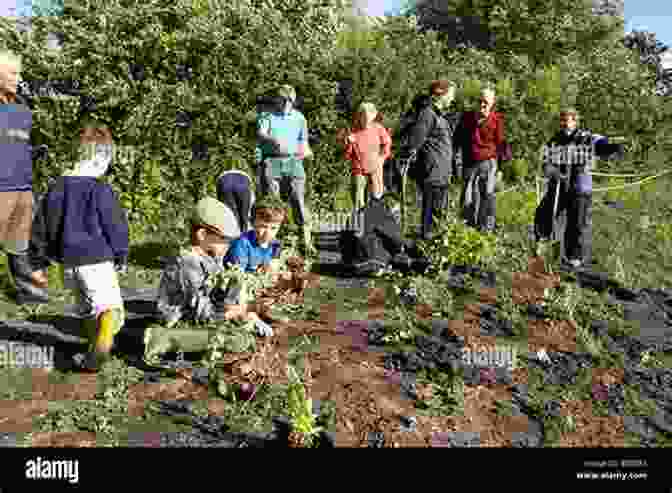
[286,364,322,447]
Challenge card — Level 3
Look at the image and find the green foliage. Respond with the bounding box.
[418,216,499,272]
[496,189,537,227]
[0,0,666,242]
[286,364,322,446]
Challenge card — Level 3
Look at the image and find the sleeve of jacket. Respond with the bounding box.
[452,112,466,162]
[496,113,505,147]
[402,106,434,155]
[97,184,130,261]
[380,127,392,161]
[29,191,51,271]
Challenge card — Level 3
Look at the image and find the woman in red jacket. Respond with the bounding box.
[455,88,506,232]
[341,102,392,210]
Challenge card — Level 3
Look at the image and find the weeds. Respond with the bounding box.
[415,368,465,417]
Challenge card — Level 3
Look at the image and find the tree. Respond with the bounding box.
[623,30,672,97]
[0,0,354,240]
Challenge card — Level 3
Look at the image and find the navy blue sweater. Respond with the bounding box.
[0,96,33,192]
[30,176,129,269]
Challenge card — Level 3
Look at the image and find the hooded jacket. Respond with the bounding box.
[400,95,461,186]
[0,94,33,192]
[30,146,129,269]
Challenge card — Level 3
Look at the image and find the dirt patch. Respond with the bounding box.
[1,256,637,447]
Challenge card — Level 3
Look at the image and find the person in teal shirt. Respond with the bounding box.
[256,85,314,255]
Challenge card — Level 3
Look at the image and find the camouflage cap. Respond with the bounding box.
[192,197,236,238]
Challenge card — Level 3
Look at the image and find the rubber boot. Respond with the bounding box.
[80,308,124,372]
[351,175,367,212]
[6,253,49,304]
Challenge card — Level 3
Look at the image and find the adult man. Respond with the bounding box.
[0,50,49,304]
[256,85,314,255]
[534,108,623,268]
[397,80,461,240]
[454,87,506,233]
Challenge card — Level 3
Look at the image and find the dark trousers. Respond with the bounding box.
[217,174,253,233]
[420,181,448,235]
[534,178,592,262]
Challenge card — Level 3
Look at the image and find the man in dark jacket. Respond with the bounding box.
[453,87,506,233]
[397,80,461,240]
[534,108,624,268]
[0,50,50,304]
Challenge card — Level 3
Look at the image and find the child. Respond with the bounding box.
[217,169,255,233]
[342,102,392,210]
[155,196,241,329]
[217,196,289,333]
[29,117,129,372]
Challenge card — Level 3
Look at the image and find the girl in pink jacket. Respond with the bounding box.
[342,102,392,210]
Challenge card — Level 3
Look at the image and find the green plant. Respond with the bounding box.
[415,369,465,417]
[286,364,322,447]
[418,216,498,273]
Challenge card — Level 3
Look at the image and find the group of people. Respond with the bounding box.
[339,79,622,270]
[0,48,623,372]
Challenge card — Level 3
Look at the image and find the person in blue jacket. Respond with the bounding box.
[534,108,624,268]
[30,117,129,371]
[0,50,50,304]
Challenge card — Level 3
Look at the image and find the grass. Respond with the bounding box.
[1,171,671,446]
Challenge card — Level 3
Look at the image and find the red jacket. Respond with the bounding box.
[459,111,505,163]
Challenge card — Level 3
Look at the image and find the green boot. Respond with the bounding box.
[351,175,368,212]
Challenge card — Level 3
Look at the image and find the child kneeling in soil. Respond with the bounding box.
[155,196,242,328]
[145,197,287,364]
[216,196,291,334]
[29,117,129,372]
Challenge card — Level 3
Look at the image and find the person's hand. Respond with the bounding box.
[544,165,560,180]
[114,258,128,275]
[256,263,272,274]
[30,270,48,288]
[273,139,291,156]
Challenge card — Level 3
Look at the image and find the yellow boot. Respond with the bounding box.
[82,308,124,371]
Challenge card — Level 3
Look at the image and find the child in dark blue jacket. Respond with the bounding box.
[31,117,129,371]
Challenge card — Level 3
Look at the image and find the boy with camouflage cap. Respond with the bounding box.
[144,196,285,363]
[155,196,240,328]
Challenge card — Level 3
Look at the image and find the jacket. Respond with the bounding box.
[400,95,461,186]
[30,176,129,268]
[0,94,33,192]
[344,124,392,175]
[455,111,505,164]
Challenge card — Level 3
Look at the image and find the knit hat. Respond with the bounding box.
[192,197,241,240]
[276,85,296,103]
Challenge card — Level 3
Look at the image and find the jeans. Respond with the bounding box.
[461,159,497,231]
